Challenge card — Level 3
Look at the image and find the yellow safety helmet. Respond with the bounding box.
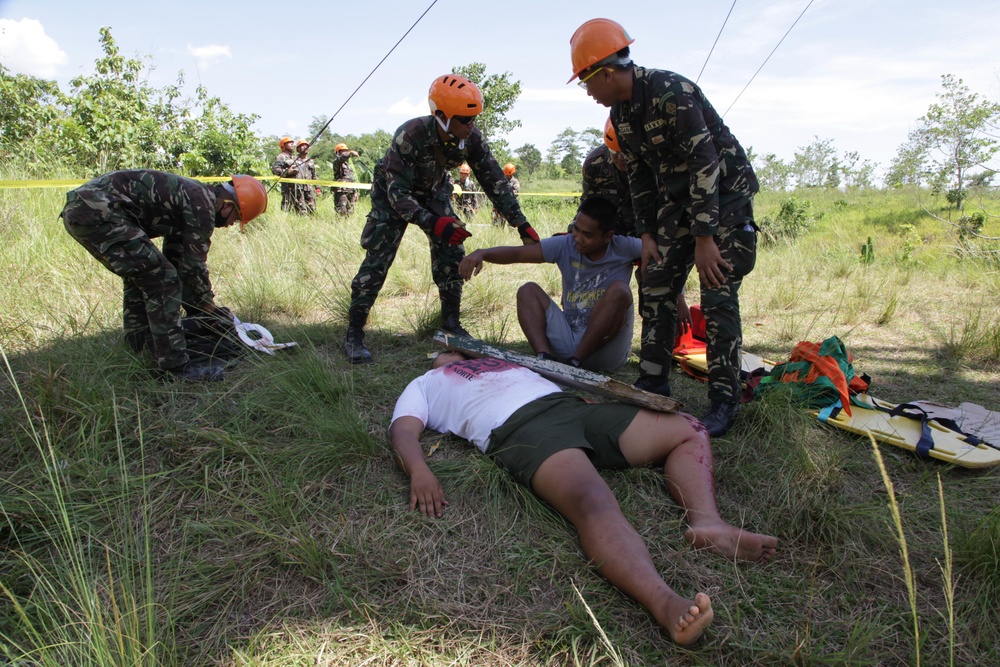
[335,143,349,152]
[428,74,484,119]
[568,18,634,83]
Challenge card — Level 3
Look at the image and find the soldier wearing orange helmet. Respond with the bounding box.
[569,18,759,436]
[60,170,268,381]
[344,73,539,364]
[295,139,318,214]
[454,162,481,217]
[492,163,521,226]
[271,136,304,213]
[333,142,361,215]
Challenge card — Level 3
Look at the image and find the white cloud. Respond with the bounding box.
[186,44,232,70]
[0,18,68,77]
[387,96,426,116]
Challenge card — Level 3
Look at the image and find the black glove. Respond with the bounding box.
[517,221,540,244]
[433,216,472,245]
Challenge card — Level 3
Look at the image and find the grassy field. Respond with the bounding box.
[1,180,999,666]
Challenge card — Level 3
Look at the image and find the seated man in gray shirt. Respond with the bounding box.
[460,197,640,371]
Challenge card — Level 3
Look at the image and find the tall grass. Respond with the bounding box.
[1,181,1000,664]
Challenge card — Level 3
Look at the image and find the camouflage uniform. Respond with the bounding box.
[455,176,482,217]
[349,115,528,325]
[491,175,520,225]
[60,170,223,371]
[333,153,360,215]
[296,154,317,214]
[271,148,307,213]
[611,66,759,403]
[581,145,635,237]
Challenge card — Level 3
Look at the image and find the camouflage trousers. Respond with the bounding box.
[333,188,358,215]
[297,184,317,214]
[349,214,465,324]
[639,204,757,403]
[280,183,310,215]
[61,203,190,370]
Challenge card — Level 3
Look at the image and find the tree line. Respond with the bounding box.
[3,28,997,208]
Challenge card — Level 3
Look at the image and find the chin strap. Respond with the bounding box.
[434,115,465,149]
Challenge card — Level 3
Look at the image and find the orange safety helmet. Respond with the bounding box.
[428,74,484,119]
[603,117,621,153]
[503,163,516,176]
[568,18,634,83]
[459,163,471,175]
[335,143,349,152]
[231,175,268,232]
[296,139,310,149]
[279,136,294,150]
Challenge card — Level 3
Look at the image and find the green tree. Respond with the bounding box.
[791,136,839,188]
[746,148,791,191]
[902,74,1000,209]
[546,127,602,175]
[840,150,877,189]
[514,143,542,176]
[451,62,522,155]
[177,86,265,176]
[0,65,65,159]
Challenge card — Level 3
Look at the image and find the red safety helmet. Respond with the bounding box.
[568,18,634,83]
[428,74,484,119]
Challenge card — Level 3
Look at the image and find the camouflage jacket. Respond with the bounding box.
[368,115,527,230]
[610,66,758,237]
[333,154,356,183]
[581,145,635,237]
[507,175,520,195]
[271,149,299,178]
[63,169,219,309]
[297,157,317,180]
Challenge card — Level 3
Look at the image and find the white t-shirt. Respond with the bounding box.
[391,358,561,452]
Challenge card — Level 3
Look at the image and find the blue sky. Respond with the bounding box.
[3,0,999,174]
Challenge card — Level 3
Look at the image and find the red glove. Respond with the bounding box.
[517,222,540,244]
[433,217,472,245]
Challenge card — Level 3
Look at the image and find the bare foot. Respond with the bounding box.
[684,521,778,562]
[659,592,714,646]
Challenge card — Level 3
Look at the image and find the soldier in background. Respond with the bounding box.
[570,18,759,436]
[581,118,634,237]
[60,170,268,381]
[344,73,539,364]
[295,139,318,214]
[333,142,360,215]
[454,163,481,217]
[492,163,521,225]
[271,136,302,213]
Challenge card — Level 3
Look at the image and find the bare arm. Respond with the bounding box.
[389,416,449,518]
[459,243,546,281]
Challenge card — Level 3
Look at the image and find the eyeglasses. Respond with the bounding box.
[577,67,605,90]
[452,115,476,126]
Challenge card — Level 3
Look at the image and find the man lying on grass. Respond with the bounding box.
[390,351,778,645]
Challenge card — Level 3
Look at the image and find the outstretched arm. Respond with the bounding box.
[459,243,545,280]
[390,416,449,518]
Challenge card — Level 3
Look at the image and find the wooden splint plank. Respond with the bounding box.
[433,331,681,413]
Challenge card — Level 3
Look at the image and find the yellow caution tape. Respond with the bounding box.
[0,177,572,196]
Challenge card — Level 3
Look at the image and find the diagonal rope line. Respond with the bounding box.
[268,0,440,193]
[696,0,738,84]
[722,0,815,118]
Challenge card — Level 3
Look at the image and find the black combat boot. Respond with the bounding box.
[440,295,470,337]
[344,309,373,364]
[700,400,741,437]
[634,374,671,397]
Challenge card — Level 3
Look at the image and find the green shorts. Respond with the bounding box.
[487,392,641,490]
